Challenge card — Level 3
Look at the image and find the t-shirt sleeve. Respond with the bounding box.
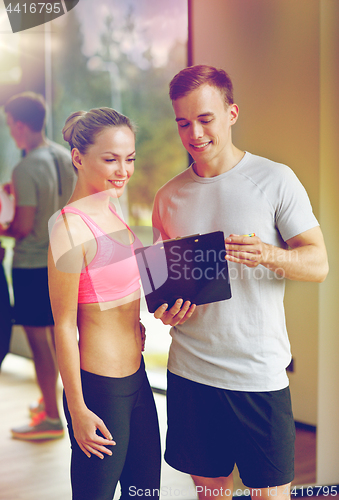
[274,165,319,242]
[152,191,170,243]
[12,164,37,207]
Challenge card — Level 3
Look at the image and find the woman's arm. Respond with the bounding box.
[48,218,116,458]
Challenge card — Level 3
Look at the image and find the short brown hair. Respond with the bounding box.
[4,92,46,132]
[169,65,234,107]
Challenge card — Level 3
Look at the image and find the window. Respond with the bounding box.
[50,0,188,226]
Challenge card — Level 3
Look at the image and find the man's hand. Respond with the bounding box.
[1,205,36,240]
[3,183,13,195]
[225,227,328,282]
[154,299,196,326]
[225,234,264,267]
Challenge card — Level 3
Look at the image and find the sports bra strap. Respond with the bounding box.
[60,210,75,248]
[60,206,104,239]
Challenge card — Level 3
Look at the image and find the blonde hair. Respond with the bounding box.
[62,107,136,155]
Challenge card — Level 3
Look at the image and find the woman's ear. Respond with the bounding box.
[71,148,83,171]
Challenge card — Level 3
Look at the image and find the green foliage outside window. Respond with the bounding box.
[50,3,188,225]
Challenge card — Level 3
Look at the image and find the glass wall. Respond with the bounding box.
[47,0,188,379]
[0,12,21,183]
[1,0,188,219]
[0,1,188,371]
[50,0,188,226]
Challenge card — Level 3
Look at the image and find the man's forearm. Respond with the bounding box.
[225,228,329,283]
[261,242,329,282]
[0,225,11,238]
[0,205,36,240]
[0,223,22,240]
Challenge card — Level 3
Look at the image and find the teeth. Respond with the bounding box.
[110,180,124,186]
[192,142,210,149]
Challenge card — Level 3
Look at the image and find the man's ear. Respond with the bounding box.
[71,148,83,171]
[16,121,26,132]
[14,121,28,139]
[229,103,239,125]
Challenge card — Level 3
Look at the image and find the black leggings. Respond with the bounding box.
[63,358,161,500]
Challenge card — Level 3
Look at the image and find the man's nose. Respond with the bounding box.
[190,122,204,140]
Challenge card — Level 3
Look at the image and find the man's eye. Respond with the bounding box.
[201,120,212,124]
[178,122,189,128]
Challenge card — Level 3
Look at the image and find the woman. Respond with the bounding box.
[48,108,161,500]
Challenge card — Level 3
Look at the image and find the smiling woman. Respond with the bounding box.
[72,125,135,197]
[48,107,161,500]
[61,108,136,197]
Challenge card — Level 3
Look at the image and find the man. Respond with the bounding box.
[153,66,328,499]
[0,92,75,440]
[0,243,12,368]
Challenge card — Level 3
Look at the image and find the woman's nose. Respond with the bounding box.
[115,161,127,176]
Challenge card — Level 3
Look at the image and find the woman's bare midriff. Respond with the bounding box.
[77,290,142,378]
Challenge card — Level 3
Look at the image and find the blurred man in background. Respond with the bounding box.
[0,92,75,440]
[0,242,12,368]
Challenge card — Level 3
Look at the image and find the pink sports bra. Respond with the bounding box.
[60,205,143,304]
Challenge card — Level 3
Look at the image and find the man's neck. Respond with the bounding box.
[24,133,48,154]
[193,146,245,178]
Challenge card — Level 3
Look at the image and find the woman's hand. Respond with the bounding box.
[72,407,116,459]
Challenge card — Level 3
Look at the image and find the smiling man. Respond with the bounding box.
[1,92,75,440]
[152,65,328,500]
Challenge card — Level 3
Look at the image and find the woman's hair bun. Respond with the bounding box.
[62,107,135,155]
[62,111,86,146]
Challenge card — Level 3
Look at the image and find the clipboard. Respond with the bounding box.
[135,231,232,313]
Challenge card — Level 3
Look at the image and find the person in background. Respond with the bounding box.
[153,65,329,500]
[0,91,75,440]
[0,241,12,368]
[0,182,15,367]
[48,107,161,500]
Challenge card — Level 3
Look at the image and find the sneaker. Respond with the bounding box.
[11,411,64,441]
[28,397,45,417]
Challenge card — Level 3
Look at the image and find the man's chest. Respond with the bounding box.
[160,183,275,240]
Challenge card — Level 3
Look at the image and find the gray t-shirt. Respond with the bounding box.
[152,152,319,391]
[12,142,75,268]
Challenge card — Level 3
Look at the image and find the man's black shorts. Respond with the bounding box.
[12,267,54,327]
[165,371,295,489]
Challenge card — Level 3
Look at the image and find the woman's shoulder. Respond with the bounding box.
[51,209,87,242]
[49,209,93,272]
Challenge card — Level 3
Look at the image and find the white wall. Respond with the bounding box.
[317,0,339,485]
